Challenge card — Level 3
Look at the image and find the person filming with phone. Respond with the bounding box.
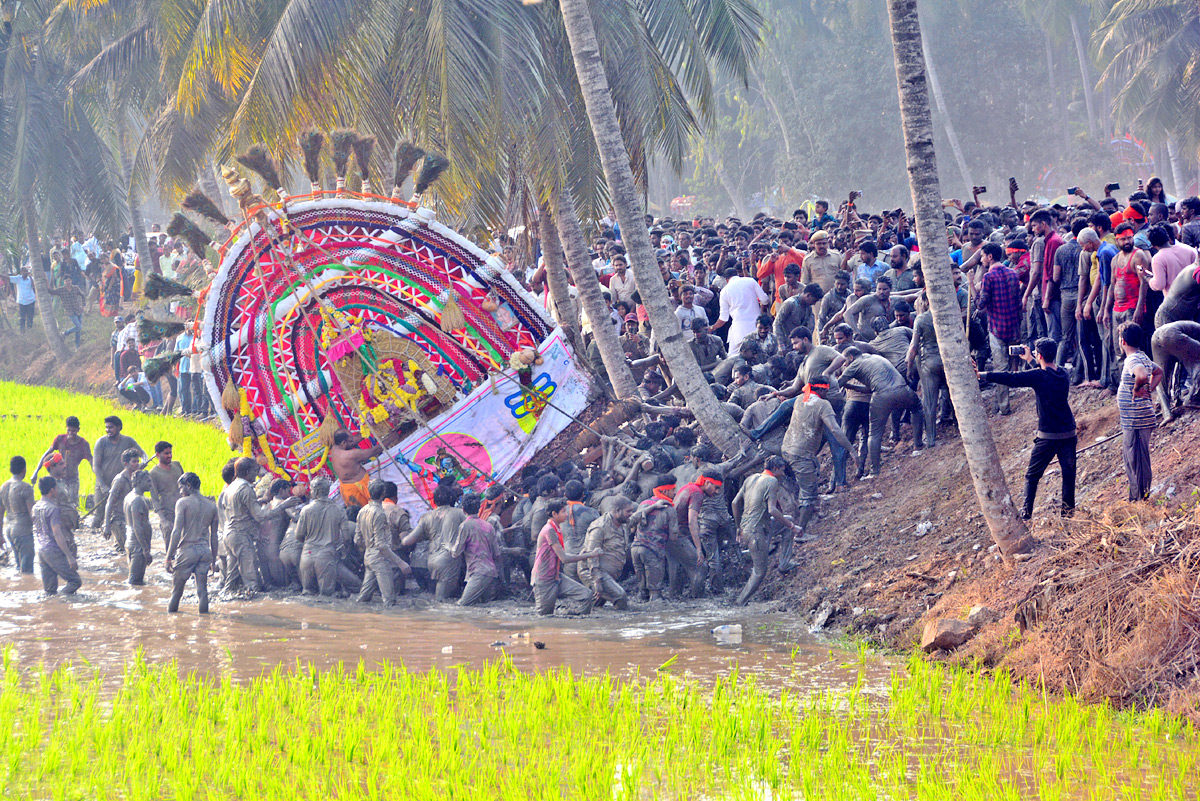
[975,338,1077,519]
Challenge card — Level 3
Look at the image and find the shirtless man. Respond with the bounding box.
[1155,264,1200,328]
[629,482,677,602]
[778,378,854,571]
[90,416,142,526]
[105,449,143,554]
[330,430,382,508]
[148,440,184,551]
[1151,320,1200,422]
[732,456,801,605]
[669,472,720,597]
[0,456,36,574]
[838,347,924,476]
[123,470,154,586]
[165,472,218,613]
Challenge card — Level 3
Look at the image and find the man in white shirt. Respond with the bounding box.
[674,285,708,342]
[607,255,637,307]
[712,268,769,351]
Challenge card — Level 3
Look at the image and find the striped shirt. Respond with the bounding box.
[1117,351,1158,430]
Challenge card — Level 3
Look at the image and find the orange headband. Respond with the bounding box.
[652,484,676,504]
[802,382,829,402]
[696,476,723,489]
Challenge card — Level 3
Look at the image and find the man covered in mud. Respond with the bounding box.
[0,453,35,573]
[223,457,298,594]
[124,470,155,586]
[148,440,184,551]
[560,479,600,582]
[837,346,924,476]
[32,476,81,595]
[90,416,142,526]
[357,480,413,606]
[732,456,801,606]
[0,456,36,574]
[296,477,354,597]
[671,472,721,597]
[104,448,143,554]
[629,480,677,603]
[580,495,636,609]
[330,430,382,508]
[165,472,218,614]
[779,378,854,571]
[256,479,294,589]
[531,498,600,616]
[36,416,91,516]
[449,493,505,607]
[1152,320,1200,422]
[401,484,467,602]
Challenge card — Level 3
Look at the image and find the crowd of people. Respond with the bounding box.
[3,225,215,419]
[3,176,1198,614]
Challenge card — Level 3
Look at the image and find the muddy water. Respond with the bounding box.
[0,526,881,692]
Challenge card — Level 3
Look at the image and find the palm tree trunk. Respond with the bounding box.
[116,113,153,286]
[710,156,751,223]
[552,184,640,399]
[558,0,747,457]
[885,0,1031,564]
[1044,33,1069,152]
[921,37,972,193]
[22,198,69,359]
[1069,12,1099,140]
[537,201,579,331]
[1166,140,1187,198]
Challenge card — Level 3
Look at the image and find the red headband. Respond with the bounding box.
[696,476,723,489]
[652,484,676,504]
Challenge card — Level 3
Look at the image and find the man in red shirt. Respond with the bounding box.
[1106,222,1150,378]
[1029,209,1065,344]
[37,416,92,516]
[757,234,804,308]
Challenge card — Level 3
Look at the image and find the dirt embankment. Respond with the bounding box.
[766,381,1200,715]
[0,317,123,396]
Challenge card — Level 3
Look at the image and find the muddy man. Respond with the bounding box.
[165,472,218,614]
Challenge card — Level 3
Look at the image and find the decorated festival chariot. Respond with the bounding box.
[153,132,590,521]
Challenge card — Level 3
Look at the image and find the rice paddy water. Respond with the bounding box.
[1,383,1197,798]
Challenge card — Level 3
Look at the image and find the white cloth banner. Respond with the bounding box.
[358,328,589,523]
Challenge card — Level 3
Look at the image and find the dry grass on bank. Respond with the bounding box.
[955,501,1200,719]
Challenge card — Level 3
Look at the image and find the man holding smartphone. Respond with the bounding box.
[976,339,1077,518]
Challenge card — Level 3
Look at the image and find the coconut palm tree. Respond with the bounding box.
[884,0,1031,563]
[1,2,127,359]
[556,0,761,456]
[1094,0,1200,161]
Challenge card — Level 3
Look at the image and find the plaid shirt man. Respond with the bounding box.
[977,263,1021,342]
[50,283,85,316]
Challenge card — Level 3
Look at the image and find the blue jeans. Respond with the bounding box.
[749,397,795,441]
[63,314,83,347]
[179,372,193,414]
[148,380,163,409]
[1044,297,1062,343]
